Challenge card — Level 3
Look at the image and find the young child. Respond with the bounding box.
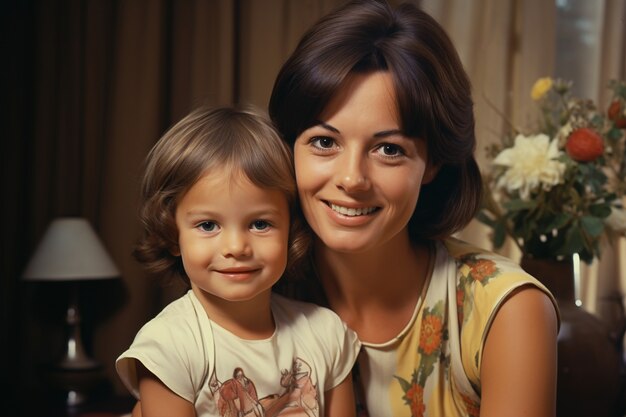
[116,106,360,417]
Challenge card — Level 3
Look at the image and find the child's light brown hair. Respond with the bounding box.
[134,105,309,286]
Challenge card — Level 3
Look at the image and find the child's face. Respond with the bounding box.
[174,168,290,304]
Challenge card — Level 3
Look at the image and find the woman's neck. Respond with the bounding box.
[315,233,432,343]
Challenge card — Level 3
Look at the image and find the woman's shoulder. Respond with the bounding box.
[441,237,538,283]
[439,237,556,330]
[443,237,522,269]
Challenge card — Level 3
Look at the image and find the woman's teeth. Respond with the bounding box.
[330,204,377,216]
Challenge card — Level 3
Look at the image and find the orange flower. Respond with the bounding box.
[419,313,443,355]
[608,100,626,128]
[468,259,497,282]
[456,289,465,323]
[566,127,604,162]
[456,288,465,308]
[460,393,480,417]
[406,383,426,417]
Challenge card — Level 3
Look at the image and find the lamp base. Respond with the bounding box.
[57,355,102,371]
[66,388,88,407]
[59,286,102,372]
[45,365,109,408]
[52,285,104,406]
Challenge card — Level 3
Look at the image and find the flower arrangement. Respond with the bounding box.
[478,78,626,263]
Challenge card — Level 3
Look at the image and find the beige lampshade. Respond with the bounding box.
[23,217,120,281]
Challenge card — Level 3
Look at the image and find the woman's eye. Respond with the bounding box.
[311,136,335,149]
[251,220,270,231]
[376,143,404,157]
[198,221,218,232]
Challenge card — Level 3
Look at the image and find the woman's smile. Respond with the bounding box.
[327,202,380,217]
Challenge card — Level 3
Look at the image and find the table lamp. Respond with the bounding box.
[22,217,119,404]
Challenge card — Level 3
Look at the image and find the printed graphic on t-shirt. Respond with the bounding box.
[209,357,320,417]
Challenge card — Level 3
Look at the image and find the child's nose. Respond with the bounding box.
[221,230,251,258]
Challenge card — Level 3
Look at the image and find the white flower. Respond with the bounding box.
[493,133,566,200]
[556,122,573,143]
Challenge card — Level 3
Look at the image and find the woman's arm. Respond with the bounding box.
[136,363,196,417]
[324,373,357,417]
[479,286,558,417]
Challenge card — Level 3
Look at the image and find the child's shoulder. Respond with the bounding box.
[138,290,203,337]
[270,292,343,325]
[271,291,331,312]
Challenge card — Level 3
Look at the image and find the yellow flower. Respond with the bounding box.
[531,77,553,101]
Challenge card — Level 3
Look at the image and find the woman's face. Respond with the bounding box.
[293,71,436,253]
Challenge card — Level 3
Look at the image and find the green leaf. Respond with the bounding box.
[581,216,605,237]
[607,127,623,141]
[562,226,585,255]
[476,211,496,227]
[545,213,570,231]
[590,114,604,127]
[393,375,413,392]
[504,199,537,212]
[493,221,507,248]
[589,204,612,218]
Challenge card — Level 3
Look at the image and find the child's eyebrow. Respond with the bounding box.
[248,206,286,217]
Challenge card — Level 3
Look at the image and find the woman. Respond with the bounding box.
[132,1,558,416]
[269,1,558,416]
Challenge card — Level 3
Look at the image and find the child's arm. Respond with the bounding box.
[137,363,196,417]
[324,373,356,417]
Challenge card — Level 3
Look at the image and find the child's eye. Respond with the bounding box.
[310,136,336,149]
[250,220,271,231]
[198,221,218,232]
[375,143,405,158]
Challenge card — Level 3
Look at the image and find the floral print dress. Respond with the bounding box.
[354,238,558,417]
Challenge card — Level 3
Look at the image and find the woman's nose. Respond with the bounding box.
[336,151,371,192]
[221,230,251,258]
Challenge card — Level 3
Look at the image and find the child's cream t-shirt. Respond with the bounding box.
[117,291,360,417]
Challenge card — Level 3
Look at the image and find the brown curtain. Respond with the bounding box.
[3,0,237,402]
[3,0,345,403]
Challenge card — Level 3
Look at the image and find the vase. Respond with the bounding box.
[520,256,623,417]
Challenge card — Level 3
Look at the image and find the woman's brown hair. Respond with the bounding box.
[134,106,310,286]
[269,0,481,240]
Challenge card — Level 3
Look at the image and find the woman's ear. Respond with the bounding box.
[422,162,441,184]
[170,244,180,257]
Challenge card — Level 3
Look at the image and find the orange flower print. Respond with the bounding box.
[406,383,426,417]
[456,288,465,323]
[419,313,443,355]
[460,393,480,417]
[456,288,464,308]
[468,259,497,283]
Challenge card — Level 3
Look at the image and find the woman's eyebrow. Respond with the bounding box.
[373,129,403,138]
[314,121,340,134]
[314,121,403,138]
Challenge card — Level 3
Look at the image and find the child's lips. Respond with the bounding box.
[215,266,261,275]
